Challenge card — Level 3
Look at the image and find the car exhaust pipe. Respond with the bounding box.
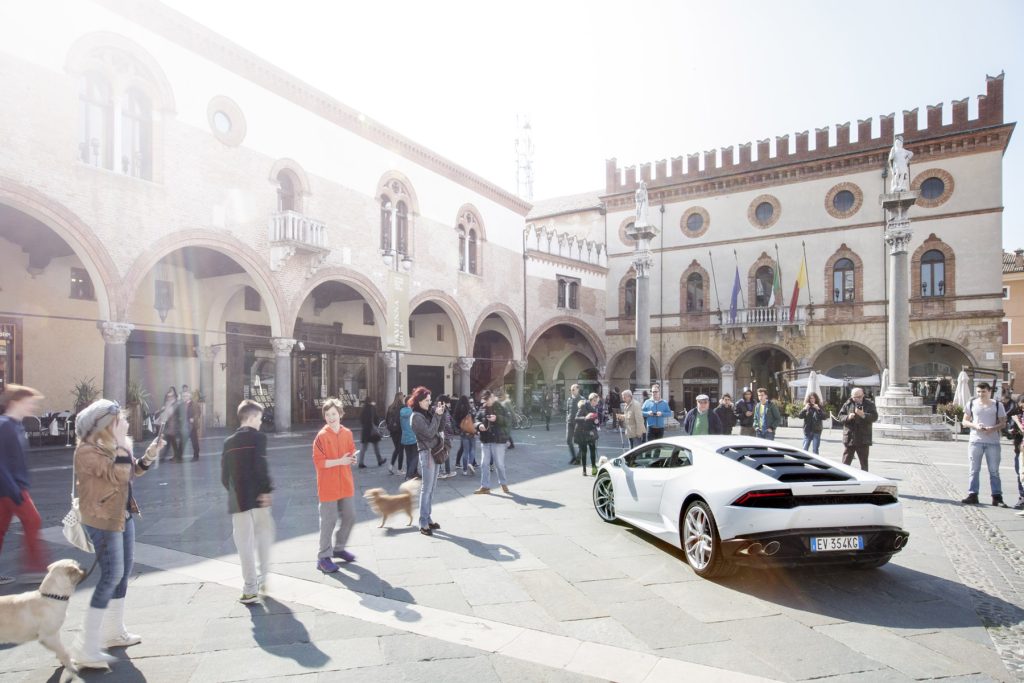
[893,535,905,550]
[745,542,763,556]
[762,541,781,556]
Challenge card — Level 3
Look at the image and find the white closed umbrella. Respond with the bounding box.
[952,370,972,408]
[879,368,889,397]
[805,370,822,401]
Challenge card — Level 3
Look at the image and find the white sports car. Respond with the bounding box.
[592,436,909,578]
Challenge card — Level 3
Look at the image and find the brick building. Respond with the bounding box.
[531,76,1012,411]
[1004,249,1024,391]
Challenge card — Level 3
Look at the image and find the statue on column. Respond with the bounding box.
[887,137,913,193]
[635,181,649,227]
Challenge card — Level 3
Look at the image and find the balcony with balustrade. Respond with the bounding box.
[268,210,329,274]
[718,305,808,335]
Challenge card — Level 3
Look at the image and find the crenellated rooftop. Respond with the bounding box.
[605,73,1007,196]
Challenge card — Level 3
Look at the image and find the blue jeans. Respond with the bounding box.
[418,450,438,529]
[85,516,135,609]
[404,443,419,479]
[756,429,776,441]
[460,435,477,472]
[967,442,1002,496]
[628,436,643,449]
[480,442,507,488]
[802,432,821,454]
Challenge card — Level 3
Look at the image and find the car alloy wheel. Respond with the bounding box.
[681,500,736,578]
[593,473,616,522]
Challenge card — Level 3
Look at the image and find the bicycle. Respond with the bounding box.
[510,409,533,430]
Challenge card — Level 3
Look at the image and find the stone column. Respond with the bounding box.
[881,191,917,398]
[272,338,296,433]
[198,346,219,427]
[720,363,735,398]
[513,360,528,408]
[98,322,133,405]
[457,357,475,398]
[384,351,400,401]
[627,220,658,391]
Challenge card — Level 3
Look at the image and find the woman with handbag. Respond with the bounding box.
[359,399,385,469]
[73,399,162,670]
[453,395,477,476]
[407,387,444,536]
[798,392,826,455]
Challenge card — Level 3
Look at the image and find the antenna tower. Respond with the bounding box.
[515,114,534,201]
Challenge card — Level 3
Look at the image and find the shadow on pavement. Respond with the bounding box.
[323,566,421,623]
[246,597,329,667]
[434,531,521,563]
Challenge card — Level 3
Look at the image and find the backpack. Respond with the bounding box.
[386,406,401,433]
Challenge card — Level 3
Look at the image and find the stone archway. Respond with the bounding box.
[735,344,797,399]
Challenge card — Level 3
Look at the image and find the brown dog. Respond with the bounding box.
[363,479,422,527]
[0,558,88,682]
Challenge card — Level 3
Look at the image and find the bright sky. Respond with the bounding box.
[163,0,1023,249]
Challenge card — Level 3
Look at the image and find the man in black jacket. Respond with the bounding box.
[714,394,738,435]
[734,390,756,436]
[222,400,274,604]
[565,384,582,465]
[838,388,878,471]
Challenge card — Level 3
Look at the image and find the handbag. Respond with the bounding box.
[62,456,94,553]
[430,435,449,465]
[459,413,476,435]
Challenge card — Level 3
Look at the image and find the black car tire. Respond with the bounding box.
[681,500,737,579]
[592,473,617,523]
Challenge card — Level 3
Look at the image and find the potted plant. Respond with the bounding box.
[70,377,100,414]
[126,380,151,441]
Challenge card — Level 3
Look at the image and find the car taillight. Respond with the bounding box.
[732,488,795,508]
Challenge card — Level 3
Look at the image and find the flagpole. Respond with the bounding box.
[802,240,813,306]
[733,250,743,302]
[708,250,722,314]
[774,243,784,309]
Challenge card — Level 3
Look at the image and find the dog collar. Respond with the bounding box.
[40,592,71,601]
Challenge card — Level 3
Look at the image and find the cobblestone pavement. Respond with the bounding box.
[0,424,1022,681]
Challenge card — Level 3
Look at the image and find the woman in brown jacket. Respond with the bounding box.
[72,399,162,670]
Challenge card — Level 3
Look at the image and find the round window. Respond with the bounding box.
[833,190,855,213]
[755,202,774,224]
[921,177,945,200]
[686,213,704,233]
[213,111,232,134]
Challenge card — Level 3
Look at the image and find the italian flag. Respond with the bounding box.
[767,266,782,308]
[789,255,808,320]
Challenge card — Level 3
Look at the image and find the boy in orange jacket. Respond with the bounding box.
[312,399,358,573]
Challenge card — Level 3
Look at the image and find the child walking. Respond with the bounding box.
[221,400,274,604]
[313,399,358,573]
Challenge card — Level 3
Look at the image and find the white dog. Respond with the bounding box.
[0,559,88,682]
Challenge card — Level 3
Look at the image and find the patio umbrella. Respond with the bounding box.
[879,368,888,397]
[952,370,972,408]
[805,370,822,402]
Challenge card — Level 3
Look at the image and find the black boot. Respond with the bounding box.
[992,495,1008,508]
[960,493,980,505]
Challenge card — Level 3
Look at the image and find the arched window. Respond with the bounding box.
[457,226,466,271]
[120,88,151,179]
[78,73,112,169]
[568,281,579,309]
[833,258,855,303]
[686,273,704,312]
[557,279,568,308]
[396,201,409,255]
[468,229,478,274]
[379,196,392,251]
[921,250,945,297]
[624,278,636,318]
[754,266,774,307]
[277,171,297,212]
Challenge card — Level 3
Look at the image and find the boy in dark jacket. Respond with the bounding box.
[221,400,274,604]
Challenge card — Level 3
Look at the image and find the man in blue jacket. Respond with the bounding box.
[641,384,671,440]
[0,385,48,584]
[682,395,723,435]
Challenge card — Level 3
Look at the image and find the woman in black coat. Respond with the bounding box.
[359,399,385,468]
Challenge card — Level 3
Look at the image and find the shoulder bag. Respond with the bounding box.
[459,413,476,435]
[62,453,94,553]
[430,434,449,465]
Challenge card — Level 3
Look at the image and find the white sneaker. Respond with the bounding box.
[468,464,476,474]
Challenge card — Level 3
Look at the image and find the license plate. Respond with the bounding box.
[810,535,863,552]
